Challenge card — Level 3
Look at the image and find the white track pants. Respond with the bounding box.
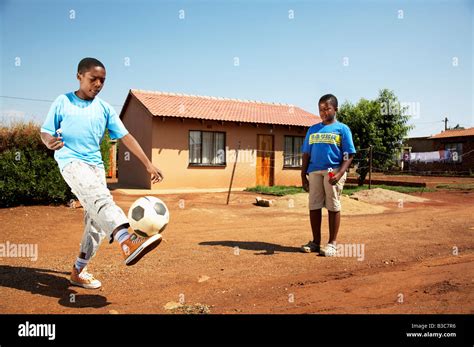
[61,160,129,259]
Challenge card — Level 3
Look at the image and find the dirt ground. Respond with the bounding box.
[0,185,473,314]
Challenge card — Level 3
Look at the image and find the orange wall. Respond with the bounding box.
[151,118,308,189]
[119,106,312,190]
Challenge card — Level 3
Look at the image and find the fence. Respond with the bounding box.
[223,145,474,202]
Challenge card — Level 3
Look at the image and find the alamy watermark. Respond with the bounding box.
[0,241,38,261]
[333,243,365,261]
[380,100,421,119]
[18,321,55,340]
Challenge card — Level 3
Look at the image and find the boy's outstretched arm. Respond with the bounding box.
[120,133,164,184]
[301,153,310,192]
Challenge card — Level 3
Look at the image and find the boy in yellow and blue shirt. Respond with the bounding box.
[301,94,356,256]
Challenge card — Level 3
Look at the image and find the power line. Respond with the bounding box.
[0,95,124,108]
[0,95,53,103]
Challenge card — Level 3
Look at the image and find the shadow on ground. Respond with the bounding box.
[0,265,110,309]
[199,240,301,255]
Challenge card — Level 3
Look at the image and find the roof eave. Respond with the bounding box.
[429,134,474,140]
[150,114,318,127]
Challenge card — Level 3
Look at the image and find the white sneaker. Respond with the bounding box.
[70,266,102,289]
[320,243,337,257]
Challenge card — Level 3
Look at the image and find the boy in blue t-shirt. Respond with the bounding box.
[300,94,356,256]
[40,58,164,289]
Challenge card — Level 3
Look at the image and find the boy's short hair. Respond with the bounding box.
[319,94,338,108]
[77,57,105,74]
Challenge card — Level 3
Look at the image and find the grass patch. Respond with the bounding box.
[244,185,305,196]
[435,183,474,191]
[245,184,433,196]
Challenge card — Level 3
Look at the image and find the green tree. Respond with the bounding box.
[338,89,413,185]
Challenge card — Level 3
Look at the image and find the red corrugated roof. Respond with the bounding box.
[125,89,320,127]
[429,127,474,139]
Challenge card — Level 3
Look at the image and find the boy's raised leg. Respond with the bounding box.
[112,223,130,238]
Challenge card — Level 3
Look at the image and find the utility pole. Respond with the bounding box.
[444,117,449,131]
[368,145,373,190]
[226,141,241,205]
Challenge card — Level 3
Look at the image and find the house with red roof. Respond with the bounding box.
[405,127,474,175]
[117,89,321,189]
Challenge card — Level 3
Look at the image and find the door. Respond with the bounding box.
[256,135,274,186]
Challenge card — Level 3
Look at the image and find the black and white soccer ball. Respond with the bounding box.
[128,196,170,237]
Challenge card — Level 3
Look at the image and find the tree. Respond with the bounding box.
[100,129,111,175]
[337,89,413,185]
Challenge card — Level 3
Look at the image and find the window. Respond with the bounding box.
[284,136,304,168]
[189,131,226,165]
[444,143,463,163]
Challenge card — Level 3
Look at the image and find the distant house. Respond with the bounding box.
[405,127,474,174]
[405,136,433,152]
[118,89,320,189]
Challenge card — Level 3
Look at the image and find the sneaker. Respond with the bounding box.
[320,243,338,257]
[121,232,162,266]
[70,266,102,289]
[301,241,320,253]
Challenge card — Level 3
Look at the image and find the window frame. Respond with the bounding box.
[283,135,305,169]
[188,130,227,167]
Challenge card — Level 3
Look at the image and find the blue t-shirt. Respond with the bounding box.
[302,120,356,173]
[41,92,129,171]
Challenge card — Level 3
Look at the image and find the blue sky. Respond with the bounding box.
[1,0,473,137]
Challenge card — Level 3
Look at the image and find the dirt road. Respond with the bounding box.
[0,189,473,314]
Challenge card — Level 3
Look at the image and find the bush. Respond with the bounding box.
[1,122,114,207]
[0,122,75,207]
[100,130,111,175]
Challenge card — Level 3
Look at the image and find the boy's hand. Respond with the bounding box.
[146,164,164,184]
[329,172,342,185]
[45,136,64,151]
[301,174,309,192]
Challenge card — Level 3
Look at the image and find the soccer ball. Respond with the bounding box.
[128,196,170,237]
